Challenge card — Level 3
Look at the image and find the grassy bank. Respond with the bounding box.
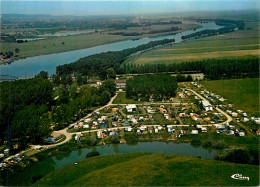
[35,152,259,186]
[201,78,259,115]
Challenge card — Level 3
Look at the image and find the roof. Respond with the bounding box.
[115,79,127,83]
[126,104,137,110]
[202,100,212,107]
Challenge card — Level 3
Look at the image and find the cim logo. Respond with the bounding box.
[231,174,250,181]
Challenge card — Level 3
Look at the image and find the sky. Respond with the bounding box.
[1,0,259,16]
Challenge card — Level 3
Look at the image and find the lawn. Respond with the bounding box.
[35,152,259,186]
[201,78,259,115]
[123,20,259,65]
[112,92,144,104]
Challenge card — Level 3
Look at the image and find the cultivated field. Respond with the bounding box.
[201,78,259,115]
[35,152,259,186]
[123,20,259,65]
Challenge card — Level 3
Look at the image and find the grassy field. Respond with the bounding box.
[1,33,132,60]
[112,92,144,104]
[35,152,259,186]
[123,20,259,65]
[201,78,259,115]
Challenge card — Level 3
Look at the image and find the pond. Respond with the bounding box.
[8,141,217,186]
[0,22,223,78]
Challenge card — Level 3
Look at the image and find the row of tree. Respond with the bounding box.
[56,39,175,79]
[181,26,235,40]
[120,57,259,80]
[126,74,178,101]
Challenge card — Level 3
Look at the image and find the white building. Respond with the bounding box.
[202,100,213,111]
[126,104,137,112]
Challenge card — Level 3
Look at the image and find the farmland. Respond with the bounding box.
[201,78,259,115]
[123,19,259,65]
[35,152,259,186]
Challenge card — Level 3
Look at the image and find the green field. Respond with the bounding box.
[35,152,259,186]
[201,78,259,115]
[123,20,259,65]
[112,92,144,104]
[1,33,132,60]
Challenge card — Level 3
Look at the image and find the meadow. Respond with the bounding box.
[35,152,259,186]
[201,78,259,115]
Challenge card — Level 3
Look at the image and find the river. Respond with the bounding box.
[7,142,217,186]
[0,22,223,78]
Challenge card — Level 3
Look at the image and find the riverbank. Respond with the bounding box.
[35,152,259,186]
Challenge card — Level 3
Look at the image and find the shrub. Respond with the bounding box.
[86,151,100,158]
[31,175,43,184]
[191,139,201,146]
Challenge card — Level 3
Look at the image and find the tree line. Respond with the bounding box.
[181,26,235,40]
[120,57,259,80]
[126,74,178,101]
[56,39,175,79]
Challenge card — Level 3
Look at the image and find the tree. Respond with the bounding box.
[106,68,116,79]
[76,74,83,86]
[36,71,48,79]
[176,74,186,82]
[89,134,97,146]
[99,91,110,105]
[15,48,20,53]
[62,41,65,45]
[61,75,67,85]
[82,76,88,84]
[186,75,193,81]
[52,74,60,86]
[67,75,73,85]
[101,79,116,96]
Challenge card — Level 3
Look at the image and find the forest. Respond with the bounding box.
[56,39,175,78]
[0,77,116,152]
[126,74,177,101]
[0,78,53,151]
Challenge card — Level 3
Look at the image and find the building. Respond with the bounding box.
[202,100,213,111]
[115,79,127,88]
[126,104,137,112]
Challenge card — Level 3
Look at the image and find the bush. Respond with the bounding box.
[212,140,227,149]
[86,151,100,158]
[31,175,42,184]
[191,139,201,146]
[215,149,250,164]
[58,144,72,153]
